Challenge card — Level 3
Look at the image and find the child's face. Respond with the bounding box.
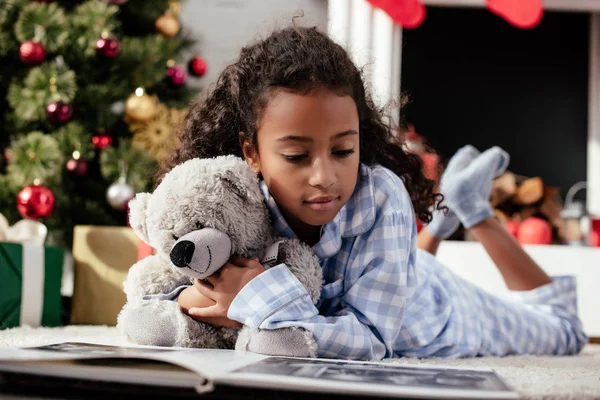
[244,88,360,237]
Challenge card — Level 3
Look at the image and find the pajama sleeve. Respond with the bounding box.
[227,210,418,360]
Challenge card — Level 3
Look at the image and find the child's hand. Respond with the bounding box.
[187,256,265,326]
[178,286,241,327]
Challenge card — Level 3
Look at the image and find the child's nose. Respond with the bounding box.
[309,158,336,188]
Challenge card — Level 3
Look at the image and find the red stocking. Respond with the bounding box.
[486,0,543,29]
[367,0,426,29]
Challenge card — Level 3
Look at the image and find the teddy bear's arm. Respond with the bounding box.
[272,238,323,304]
[122,255,192,301]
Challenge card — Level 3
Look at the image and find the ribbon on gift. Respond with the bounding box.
[0,213,48,245]
[0,212,54,327]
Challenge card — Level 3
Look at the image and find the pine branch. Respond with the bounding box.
[70,0,120,59]
[6,131,64,188]
[119,34,183,88]
[54,122,95,160]
[14,2,69,52]
[100,139,157,193]
[0,0,26,56]
[118,0,170,35]
[7,60,76,121]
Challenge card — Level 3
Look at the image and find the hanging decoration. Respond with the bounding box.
[16,181,55,219]
[96,32,121,58]
[188,56,207,77]
[129,104,185,163]
[155,13,180,38]
[20,40,46,65]
[486,0,543,29]
[366,0,425,29]
[368,0,543,29]
[46,101,73,124]
[106,160,134,210]
[166,59,186,86]
[92,132,113,149]
[124,87,158,122]
[65,151,88,177]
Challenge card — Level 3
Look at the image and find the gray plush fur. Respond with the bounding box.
[117,155,323,356]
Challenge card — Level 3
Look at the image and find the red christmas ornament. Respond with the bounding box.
[96,37,121,58]
[188,56,207,77]
[20,40,46,65]
[366,0,426,29]
[504,219,520,239]
[517,217,552,245]
[166,65,186,86]
[486,0,543,29]
[46,101,73,124]
[16,184,55,219]
[66,158,88,177]
[92,134,113,149]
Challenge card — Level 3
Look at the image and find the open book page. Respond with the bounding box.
[0,342,517,399]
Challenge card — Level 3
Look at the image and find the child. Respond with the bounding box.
[170,26,587,359]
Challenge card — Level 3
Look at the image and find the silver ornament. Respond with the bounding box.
[107,178,135,210]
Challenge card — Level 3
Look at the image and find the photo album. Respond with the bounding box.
[0,341,517,399]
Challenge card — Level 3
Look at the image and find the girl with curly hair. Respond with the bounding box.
[169,26,587,359]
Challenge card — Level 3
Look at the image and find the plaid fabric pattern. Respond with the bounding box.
[228,164,587,360]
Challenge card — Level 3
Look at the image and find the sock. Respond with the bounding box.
[425,145,480,239]
[443,146,510,230]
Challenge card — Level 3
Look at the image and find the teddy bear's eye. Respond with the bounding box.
[172,234,179,241]
[195,221,204,230]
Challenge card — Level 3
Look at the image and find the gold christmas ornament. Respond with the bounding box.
[130,104,186,162]
[169,0,181,17]
[125,89,159,122]
[155,13,180,38]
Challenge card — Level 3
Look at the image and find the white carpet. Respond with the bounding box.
[1,325,600,399]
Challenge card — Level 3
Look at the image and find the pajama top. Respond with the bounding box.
[227,164,588,360]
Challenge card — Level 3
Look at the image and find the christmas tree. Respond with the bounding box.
[0,0,208,247]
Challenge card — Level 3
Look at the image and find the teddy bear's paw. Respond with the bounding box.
[275,238,323,304]
[117,300,186,347]
[239,327,317,358]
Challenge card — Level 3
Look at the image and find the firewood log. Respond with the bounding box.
[513,177,544,205]
[490,172,517,207]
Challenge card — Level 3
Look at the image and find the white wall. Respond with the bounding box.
[179,0,328,88]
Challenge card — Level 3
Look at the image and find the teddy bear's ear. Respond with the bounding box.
[219,168,263,204]
[128,192,151,243]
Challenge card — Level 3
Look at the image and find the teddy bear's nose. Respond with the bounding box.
[170,240,195,268]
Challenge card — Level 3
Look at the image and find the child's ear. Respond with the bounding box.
[239,132,261,175]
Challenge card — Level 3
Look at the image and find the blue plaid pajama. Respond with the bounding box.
[227,164,587,360]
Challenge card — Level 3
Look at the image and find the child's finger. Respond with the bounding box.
[193,279,217,300]
[188,305,225,318]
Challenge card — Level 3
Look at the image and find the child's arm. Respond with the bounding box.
[221,208,416,360]
[233,209,415,360]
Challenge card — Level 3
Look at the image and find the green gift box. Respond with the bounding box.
[0,242,64,329]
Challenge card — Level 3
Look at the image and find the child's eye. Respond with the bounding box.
[333,149,355,157]
[282,154,307,163]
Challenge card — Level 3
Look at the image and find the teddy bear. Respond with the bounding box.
[117,155,323,357]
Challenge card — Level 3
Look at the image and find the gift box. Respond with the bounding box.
[70,225,151,326]
[0,242,64,329]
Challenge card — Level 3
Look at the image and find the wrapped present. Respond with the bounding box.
[0,214,64,329]
[71,225,152,326]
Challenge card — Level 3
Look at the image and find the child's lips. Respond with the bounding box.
[304,196,339,211]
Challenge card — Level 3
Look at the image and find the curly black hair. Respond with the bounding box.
[163,26,442,223]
